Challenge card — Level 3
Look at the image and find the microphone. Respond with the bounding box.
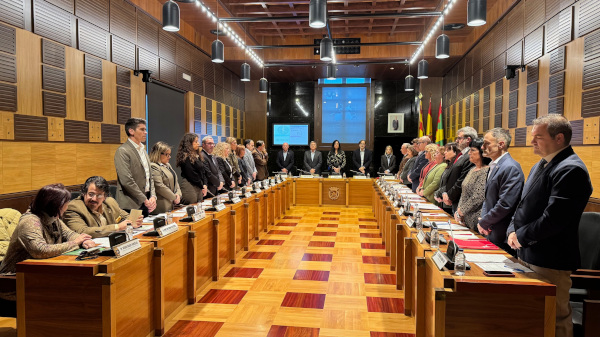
[350,170,365,176]
[377,172,393,176]
[298,169,314,175]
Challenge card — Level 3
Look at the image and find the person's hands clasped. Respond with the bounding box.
[81,239,96,249]
[73,233,93,246]
[202,185,208,197]
[230,181,235,189]
[507,232,521,249]
[145,197,157,212]
[174,194,181,205]
[477,223,491,236]
[218,182,224,190]
[117,219,132,230]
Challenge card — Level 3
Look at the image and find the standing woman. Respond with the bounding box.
[434,142,460,213]
[149,142,182,214]
[455,138,491,231]
[214,142,236,191]
[326,140,346,175]
[379,145,397,174]
[176,133,209,204]
[418,146,447,203]
[398,145,418,186]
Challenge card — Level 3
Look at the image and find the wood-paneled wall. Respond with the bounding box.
[441,0,600,198]
[244,81,268,143]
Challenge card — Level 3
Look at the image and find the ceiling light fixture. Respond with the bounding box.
[409,0,457,64]
[309,0,327,28]
[211,3,224,63]
[320,37,333,62]
[467,0,487,26]
[326,63,337,79]
[162,0,180,32]
[405,65,415,92]
[417,59,429,79]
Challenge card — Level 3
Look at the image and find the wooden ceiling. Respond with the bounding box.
[156,0,509,82]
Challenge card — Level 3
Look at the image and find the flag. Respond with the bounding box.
[436,98,444,146]
[426,97,432,139]
[418,93,424,137]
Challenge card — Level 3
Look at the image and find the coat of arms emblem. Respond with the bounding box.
[328,187,340,200]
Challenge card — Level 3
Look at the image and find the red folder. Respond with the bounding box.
[452,239,499,250]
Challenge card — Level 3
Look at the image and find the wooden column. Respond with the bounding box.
[153,248,165,336]
[243,203,250,251]
[230,210,236,264]
[187,231,197,304]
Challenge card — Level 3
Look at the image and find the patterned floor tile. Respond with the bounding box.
[281,292,326,309]
[224,267,264,278]
[198,289,248,304]
[293,270,330,281]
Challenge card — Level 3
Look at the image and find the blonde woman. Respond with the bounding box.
[379,145,397,174]
[418,146,448,204]
[213,142,236,190]
[149,141,182,214]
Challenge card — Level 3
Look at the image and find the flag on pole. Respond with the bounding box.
[436,98,444,146]
[418,93,424,137]
[426,97,433,139]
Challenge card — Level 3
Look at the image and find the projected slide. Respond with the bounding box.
[322,87,367,143]
[273,124,309,145]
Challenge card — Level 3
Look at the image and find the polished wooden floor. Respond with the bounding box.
[0,206,415,337]
[164,206,415,337]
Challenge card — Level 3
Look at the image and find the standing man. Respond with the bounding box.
[397,143,410,175]
[226,137,241,184]
[408,136,431,192]
[201,136,224,196]
[276,142,294,175]
[478,128,524,255]
[444,127,476,213]
[508,115,592,337]
[243,139,258,181]
[253,140,269,181]
[303,141,323,175]
[352,140,373,176]
[114,118,156,216]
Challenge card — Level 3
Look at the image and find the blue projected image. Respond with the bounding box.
[322,87,366,143]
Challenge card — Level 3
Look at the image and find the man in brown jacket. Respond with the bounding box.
[64,176,143,238]
[114,118,156,216]
[253,140,269,181]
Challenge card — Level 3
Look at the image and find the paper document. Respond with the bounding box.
[436,223,469,231]
[421,213,448,217]
[475,262,533,273]
[451,232,479,240]
[92,237,111,248]
[412,204,441,210]
[129,209,143,222]
[172,210,187,217]
[464,253,511,263]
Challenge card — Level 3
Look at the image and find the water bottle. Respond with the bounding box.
[430,226,440,249]
[454,249,466,276]
[125,224,134,241]
[166,212,173,225]
[415,210,423,230]
[343,172,346,179]
[366,173,370,179]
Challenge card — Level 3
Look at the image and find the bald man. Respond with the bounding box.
[276,142,295,174]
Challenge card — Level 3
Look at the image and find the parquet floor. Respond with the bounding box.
[164,206,415,337]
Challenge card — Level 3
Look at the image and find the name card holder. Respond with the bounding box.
[231,196,241,204]
[215,203,226,212]
[398,207,404,215]
[417,230,426,244]
[432,250,449,270]
[300,175,314,178]
[245,191,252,198]
[255,187,262,193]
[353,176,367,179]
[156,223,179,237]
[192,211,206,222]
[383,175,396,180]
[113,239,142,257]
[406,217,415,227]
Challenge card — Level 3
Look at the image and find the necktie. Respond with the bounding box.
[530,159,548,182]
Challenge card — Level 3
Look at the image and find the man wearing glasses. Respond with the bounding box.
[407,136,431,193]
[65,176,144,238]
[443,127,477,213]
[201,136,225,196]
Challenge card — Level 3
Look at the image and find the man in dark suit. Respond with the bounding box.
[352,140,373,176]
[276,142,294,175]
[201,136,224,196]
[443,127,476,213]
[303,141,323,175]
[408,136,431,192]
[478,128,524,256]
[508,115,592,337]
[114,118,156,216]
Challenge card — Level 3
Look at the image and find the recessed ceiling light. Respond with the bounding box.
[390,67,395,70]
[279,68,283,72]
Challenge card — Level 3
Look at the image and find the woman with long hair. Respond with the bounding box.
[434,142,460,213]
[149,141,182,213]
[176,133,209,204]
[326,140,346,175]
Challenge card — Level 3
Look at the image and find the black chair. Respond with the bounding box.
[70,191,81,200]
[0,275,16,317]
[109,185,117,198]
[571,212,600,337]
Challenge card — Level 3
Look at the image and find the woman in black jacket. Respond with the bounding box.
[214,142,235,192]
[434,142,461,214]
[176,133,209,204]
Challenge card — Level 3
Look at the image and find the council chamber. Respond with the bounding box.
[0,0,599,336]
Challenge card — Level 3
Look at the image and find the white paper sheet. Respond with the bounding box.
[465,253,511,263]
[451,232,480,240]
[475,262,533,273]
[435,223,469,231]
[92,237,110,248]
[412,204,441,210]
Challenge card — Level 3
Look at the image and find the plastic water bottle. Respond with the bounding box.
[366,173,370,179]
[343,172,346,179]
[455,249,466,276]
[415,211,423,230]
[125,224,134,241]
[430,227,440,249]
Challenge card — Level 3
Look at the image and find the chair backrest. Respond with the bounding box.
[109,185,117,198]
[0,208,22,262]
[70,191,81,200]
[579,212,600,270]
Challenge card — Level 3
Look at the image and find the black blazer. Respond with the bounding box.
[201,149,222,196]
[508,147,593,270]
[378,154,397,174]
[445,151,475,203]
[434,161,461,201]
[408,152,429,192]
[276,150,295,172]
[238,158,251,186]
[216,156,234,190]
[179,156,208,189]
[352,148,373,173]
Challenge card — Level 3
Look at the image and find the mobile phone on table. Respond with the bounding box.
[483,270,515,277]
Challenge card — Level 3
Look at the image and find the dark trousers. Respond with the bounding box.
[125,192,151,217]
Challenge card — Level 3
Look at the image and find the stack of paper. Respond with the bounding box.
[474,262,533,273]
[436,223,469,231]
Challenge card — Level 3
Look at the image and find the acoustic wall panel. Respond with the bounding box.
[41,39,66,69]
[85,99,103,121]
[84,54,102,79]
[158,30,176,62]
[545,7,572,52]
[137,11,159,54]
[46,0,73,13]
[527,82,538,105]
[75,0,109,31]
[137,47,159,76]
[506,41,523,66]
[78,19,109,59]
[111,35,136,70]
[582,87,600,117]
[526,104,538,125]
[527,61,539,84]
[33,0,75,46]
[549,46,566,74]
[159,58,176,84]
[549,72,565,98]
[64,119,89,142]
[116,67,130,87]
[578,0,600,37]
[116,105,130,124]
[14,115,48,141]
[109,0,136,43]
[0,54,17,83]
[524,27,544,64]
[42,65,66,93]
[84,77,102,100]
[548,97,564,115]
[0,83,17,112]
[2,0,28,29]
[116,86,130,106]
[571,119,584,145]
[42,91,66,117]
[101,123,120,143]
[515,127,527,146]
[0,24,16,55]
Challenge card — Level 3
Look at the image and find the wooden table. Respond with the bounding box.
[293,177,374,207]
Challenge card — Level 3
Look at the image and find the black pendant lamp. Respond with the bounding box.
[326,64,336,80]
[162,0,180,32]
[405,65,415,92]
[467,0,487,26]
[212,39,224,63]
[309,0,327,28]
[417,59,429,79]
[241,63,251,81]
[259,77,268,93]
[320,37,333,62]
[436,34,450,59]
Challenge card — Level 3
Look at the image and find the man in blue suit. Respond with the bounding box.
[478,128,524,256]
[507,115,592,337]
[407,136,431,193]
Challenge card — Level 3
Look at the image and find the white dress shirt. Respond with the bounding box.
[128,138,150,192]
[487,152,509,181]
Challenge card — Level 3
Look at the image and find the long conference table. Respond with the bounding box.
[14,177,555,337]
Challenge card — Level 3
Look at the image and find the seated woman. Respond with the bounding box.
[418,145,447,204]
[379,145,397,174]
[236,146,252,186]
[0,184,94,302]
[177,133,209,204]
[434,142,460,214]
[214,142,236,192]
[326,140,346,175]
[455,138,490,231]
[397,145,418,187]
[149,141,182,214]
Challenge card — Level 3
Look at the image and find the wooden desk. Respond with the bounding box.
[347,178,374,206]
[294,178,321,205]
[229,200,248,259]
[176,216,214,301]
[208,206,235,279]
[16,243,156,337]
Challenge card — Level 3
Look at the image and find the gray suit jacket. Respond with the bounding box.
[303,150,323,174]
[114,140,156,210]
[150,162,182,214]
[479,152,524,246]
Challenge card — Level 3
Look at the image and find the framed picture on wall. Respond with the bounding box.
[387,113,404,133]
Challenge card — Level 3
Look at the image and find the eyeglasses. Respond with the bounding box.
[205,142,215,146]
[455,136,465,141]
[87,192,105,200]
[161,152,172,157]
